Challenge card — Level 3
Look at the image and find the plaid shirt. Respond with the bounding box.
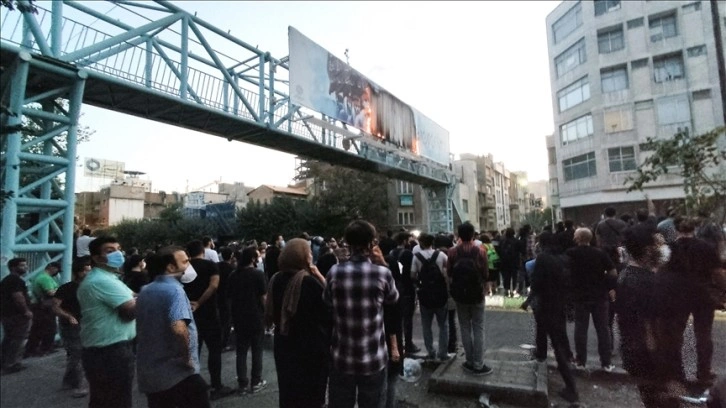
[323,254,399,375]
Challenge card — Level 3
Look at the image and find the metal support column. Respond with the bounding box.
[424,182,456,234]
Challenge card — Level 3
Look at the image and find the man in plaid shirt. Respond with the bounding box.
[324,220,399,408]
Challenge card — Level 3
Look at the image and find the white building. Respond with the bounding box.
[546,0,726,223]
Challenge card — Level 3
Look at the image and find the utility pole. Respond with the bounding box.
[344,49,349,65]
[711,0,726,125]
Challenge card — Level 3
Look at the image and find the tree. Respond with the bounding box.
[626,127,726,222]
[521,207,553,232]
[236,197,319,243]
[297,160,390,237]
[0,0,37,13]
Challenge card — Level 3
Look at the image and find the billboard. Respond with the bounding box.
[289,27,450,165]
[83,158,125,179]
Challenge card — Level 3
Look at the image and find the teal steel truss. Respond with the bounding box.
[1,1,456,279]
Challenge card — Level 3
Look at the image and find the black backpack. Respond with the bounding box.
[449,245,484,304]
[415,251,448,309]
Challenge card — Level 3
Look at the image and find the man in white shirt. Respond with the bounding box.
[411,233,449,361]
[75,228,95,259]
[202,237,220,263]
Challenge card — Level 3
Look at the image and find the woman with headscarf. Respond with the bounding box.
[264,238,332,408]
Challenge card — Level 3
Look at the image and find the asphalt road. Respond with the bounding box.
[2,307,724,408]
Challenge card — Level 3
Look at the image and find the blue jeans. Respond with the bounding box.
[329,366,387,408]
[420,305,448,360]
[456,302,485,369]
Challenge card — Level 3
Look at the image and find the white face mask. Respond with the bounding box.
[659,245,672,264]
[180,264,197,283]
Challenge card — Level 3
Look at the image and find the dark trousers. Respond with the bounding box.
[534,307,576,392]
[637,383,681,408]
[574,300,612,367]
[517,263,530,294]
[219,300,232,349]
[234,327,264,388]
[25,303,57,355]
[0,314,31,369]
[447,308,458,353]
[82,340,135,408]
[146,374,210,408]
[196,319,223,389]
[500,267,516,292]
[59,324,84,389]
[329,367,387,408]
[662,303,715,380]
[400,291,417,350]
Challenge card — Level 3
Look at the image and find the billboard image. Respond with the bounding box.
[83,158,125,179]
[289,27,450,165]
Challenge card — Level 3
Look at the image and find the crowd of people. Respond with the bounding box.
[1,207,725,408]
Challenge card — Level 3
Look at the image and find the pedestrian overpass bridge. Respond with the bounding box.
[0,0,458,280]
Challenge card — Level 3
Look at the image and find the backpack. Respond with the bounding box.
[449,245,484,304]
[484,243,500,271]
[415,251,448,309]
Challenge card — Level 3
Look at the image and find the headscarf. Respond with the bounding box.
[264,238,317,335]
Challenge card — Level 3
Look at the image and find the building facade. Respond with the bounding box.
[546,0,726,224]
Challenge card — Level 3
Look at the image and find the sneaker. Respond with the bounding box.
[462,361,475,372]
[406,344,422,354]
[72,388,88,398]
[601,364,615,372]
[210,385,235,400]
[575,363,586,370]
[250,380,267,393]
[558,387,579,403]
[471,364,494,376]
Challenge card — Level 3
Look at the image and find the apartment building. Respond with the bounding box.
[546,0,726,223]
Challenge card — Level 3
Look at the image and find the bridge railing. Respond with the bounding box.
[1,1,452,185]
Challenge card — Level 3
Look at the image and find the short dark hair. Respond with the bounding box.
[458,222,475,242]
[604,207,617,217]
[675,216,696,234]
[395,231,411,245]
[146,246,184,279]
[186,240,205,258]
[82,228,91,236]
[623,224,657,261]
[418,233,435,249]
[538,231,557,249]
[46,261,61,270]
[201,237,213,246]
[220,247,233,261]
[636,209,649,223]
[8,258,27,269]
[344,220,376,250]
[565,220,574,229]
[89,236,118,256]
[237,246,259,266]
[434,234,453,249]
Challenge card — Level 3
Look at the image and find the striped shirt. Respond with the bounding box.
[323,254,399,375]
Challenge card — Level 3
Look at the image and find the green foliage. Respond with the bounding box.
[109,217,220,252]
[522,207,553,232]
[0,0,37,13]
[626,127,726,221]
[237,197,320,242]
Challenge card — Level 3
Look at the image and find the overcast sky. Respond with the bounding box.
[70,1,560,193]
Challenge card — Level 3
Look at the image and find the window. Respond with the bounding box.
[462,199,469,213]
[558,76,590,112]
[553,2,583,43]
[608,146,637,172]
[560,114,593,145]
[656,94,690,125]
[555,38,586,78]
[548,147,557,165]
[563,152,597,181]
[601,65,629,92]
[653,53,684,82]
[687,45,706,57]
[604,108,634,133]
[649,14,677,42]
[598,26,625,53]
[682,2,702,13]
[693,89,711,100]
[627,17,644,29]
[631,58,648,69]
[398,210,414,226]
[595,0,621,16]
[397,180,413,194]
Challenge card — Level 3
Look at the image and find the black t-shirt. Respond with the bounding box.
[184,258,220,321]
[54,281,81,326]
[228,266,267,332]
[565,245,616,302]
[0,274,30,318]
[659,237,721,311]
[123,271,149,294]
[216,261,235,305]
[391,248,414,292]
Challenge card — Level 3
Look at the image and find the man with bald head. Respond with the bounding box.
[565,228,617,371]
